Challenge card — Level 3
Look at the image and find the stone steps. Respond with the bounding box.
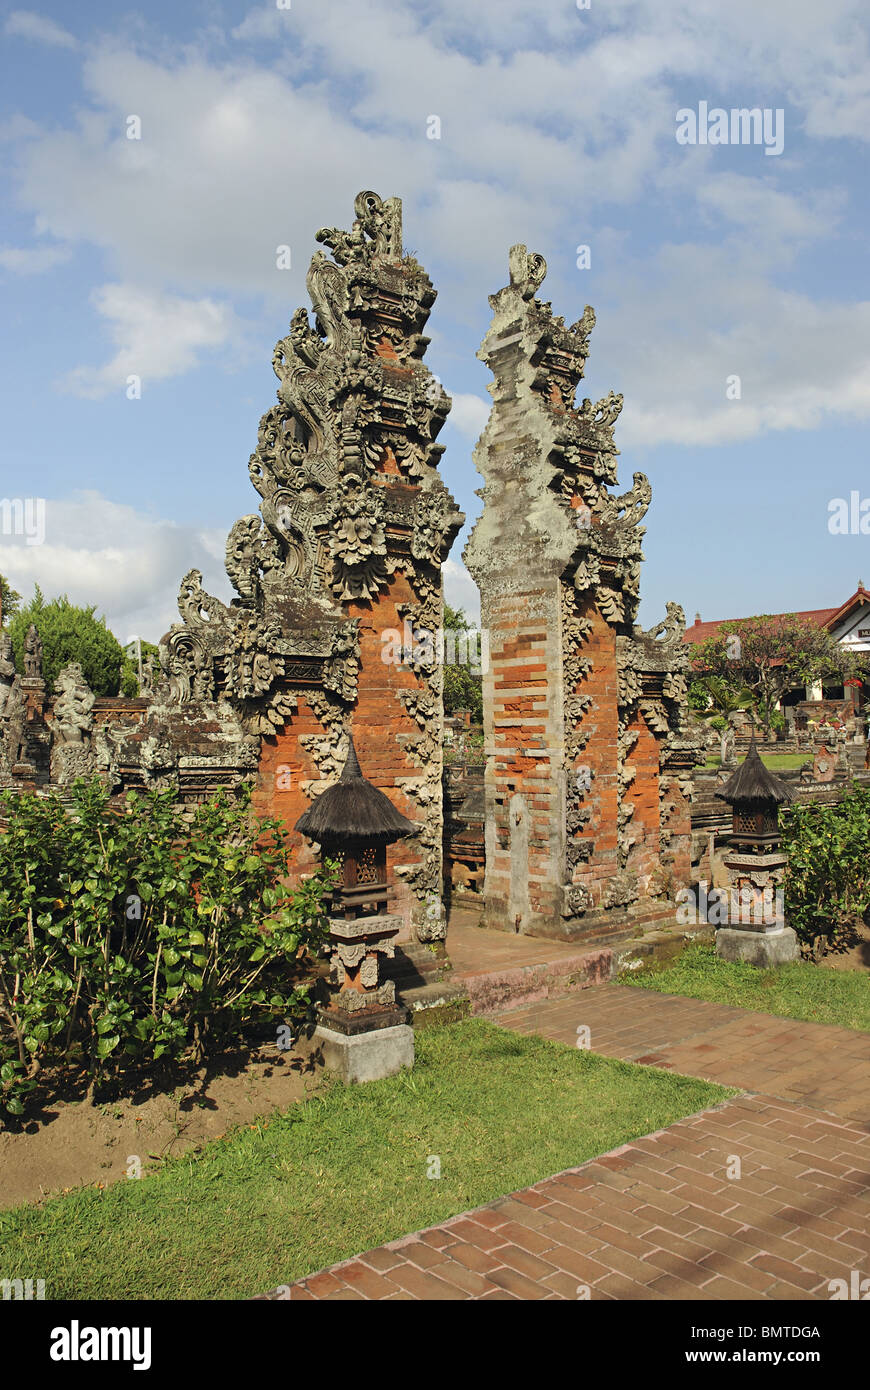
[452,945,613,1017]
[388,914,716,1025]
[398,980,471,1027]
[381,941,449,988]
[381,941,469,1027]
[614,920,714,975]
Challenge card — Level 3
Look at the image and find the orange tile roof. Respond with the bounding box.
[683,587,869,646]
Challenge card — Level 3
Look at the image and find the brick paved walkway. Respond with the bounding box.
[499,985,870,1124]
[262,987,870,1300]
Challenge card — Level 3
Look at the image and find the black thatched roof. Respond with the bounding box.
[295,737,418,845]
[715,737,794,806]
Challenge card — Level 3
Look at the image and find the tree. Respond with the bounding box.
[690,614,864,736]
[688,674,756,760]
[0,574,21,626]
[443,603,484,724]
[8,587,127,696]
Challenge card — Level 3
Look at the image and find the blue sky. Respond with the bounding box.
[1,0,869,643]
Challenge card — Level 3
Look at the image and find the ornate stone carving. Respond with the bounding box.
[0,653,28,777]
[53,663,94,744]
[508,243,548,301]
[604,869,639,910]
[4,682,28,769]
[328,479,388,600]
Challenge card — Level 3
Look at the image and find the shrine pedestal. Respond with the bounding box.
[715,924,799,968]
[313,912,414,1082]
[715,842,799,968]
[315,1022,414,1084]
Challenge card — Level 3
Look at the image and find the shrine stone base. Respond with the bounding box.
[715,925,800,969]
[314,1021,415,1085]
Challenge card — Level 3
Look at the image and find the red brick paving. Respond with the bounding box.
[497,984,870,1123]
[259,987,870,1300]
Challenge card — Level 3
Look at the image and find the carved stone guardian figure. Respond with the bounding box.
[50,662,96,785]
[23,623,43,680]
[0,631,15,720]
[0,675,29,778]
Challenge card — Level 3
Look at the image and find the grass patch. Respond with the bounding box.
[627,943,870,1031]
[704,753,808,770]
[0,1018,728,1300]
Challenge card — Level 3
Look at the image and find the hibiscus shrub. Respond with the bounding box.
[0,780,335,1119]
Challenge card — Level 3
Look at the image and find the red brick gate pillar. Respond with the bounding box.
[466,245,701,940]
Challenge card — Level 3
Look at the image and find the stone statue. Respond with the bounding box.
[1,675,28,770]
[721,723,737,767]
[23,623,43,679]
[53,663,95,745]
[50,662,95,784]
[0,631,15,719]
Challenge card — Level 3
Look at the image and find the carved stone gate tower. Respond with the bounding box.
[465,246,700,941]
[104,192,463,943]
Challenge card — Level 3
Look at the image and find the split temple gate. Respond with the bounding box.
[0,192,700,947]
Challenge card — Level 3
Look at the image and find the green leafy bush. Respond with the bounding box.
[781,782,870,948]
[0,780,335,1119]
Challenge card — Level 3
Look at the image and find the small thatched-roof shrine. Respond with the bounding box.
[295,738,418,846]
[715,737,794,806]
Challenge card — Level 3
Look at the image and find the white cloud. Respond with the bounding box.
[0,243,70,273]
[4,10,77,49]
[0,489,484,646]
[2,0,870,443]
[0,7,711,302]
[442,558,480,626]
[695,173,840,244]
[0,491,231,641]
[59,284,235,398]
[447,393,489,440]
[602,243,870,448]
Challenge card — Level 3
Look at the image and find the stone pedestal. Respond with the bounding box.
[715,846,798,967]
[325,912,401,1005]
[314,1022,414,1084]
[314,911,415,1082]
[715,924,799,968]
[51,743,93,786]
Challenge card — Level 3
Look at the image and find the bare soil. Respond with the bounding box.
[819,918,870,972]
[0,1033,325,1211]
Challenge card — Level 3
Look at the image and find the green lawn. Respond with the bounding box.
[704,753,808,770]
[0,1018,729,1300]
[626,943,870,1031]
